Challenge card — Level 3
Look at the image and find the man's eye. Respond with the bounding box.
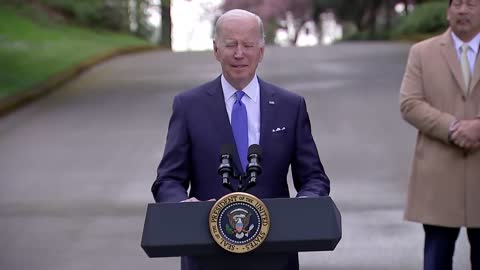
[467,1,477,6]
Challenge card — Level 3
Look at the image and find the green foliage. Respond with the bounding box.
[0,4,149,98]
[225,224,234,235]
[392,2,448,37]
[37,0,130,31]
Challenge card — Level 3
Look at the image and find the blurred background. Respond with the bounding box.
[1,0,449,99]
[1,1,471,270]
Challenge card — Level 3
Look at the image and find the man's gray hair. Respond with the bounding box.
[214,9,265,45]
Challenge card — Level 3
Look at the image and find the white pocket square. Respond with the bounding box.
[272,127,286,133]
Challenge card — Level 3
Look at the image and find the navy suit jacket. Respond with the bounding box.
[151,76,330,270]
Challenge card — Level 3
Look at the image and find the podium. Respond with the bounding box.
[141,196,341,269]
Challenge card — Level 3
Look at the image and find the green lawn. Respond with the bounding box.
[0,5,151,98]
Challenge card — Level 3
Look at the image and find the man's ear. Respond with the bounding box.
[259,46,265,62]
[213,40,220,60]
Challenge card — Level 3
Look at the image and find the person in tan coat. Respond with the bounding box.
[400,0,480,269]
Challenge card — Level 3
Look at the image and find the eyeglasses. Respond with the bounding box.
[221,40,261,52]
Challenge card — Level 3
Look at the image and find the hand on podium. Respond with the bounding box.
[181,197,216,203]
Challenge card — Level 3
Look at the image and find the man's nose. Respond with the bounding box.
[458,3,470,12]
[233,45,245,58]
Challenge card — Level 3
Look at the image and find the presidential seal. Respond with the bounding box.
[209,192,270,253]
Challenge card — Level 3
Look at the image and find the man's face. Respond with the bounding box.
[447,0,480,41]
[213,16,264,90]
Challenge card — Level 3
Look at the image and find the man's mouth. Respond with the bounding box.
[457,18,470,25]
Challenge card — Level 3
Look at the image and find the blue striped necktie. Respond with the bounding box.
[231,91,248,172]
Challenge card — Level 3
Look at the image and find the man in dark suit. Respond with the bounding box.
[151,9,330,270]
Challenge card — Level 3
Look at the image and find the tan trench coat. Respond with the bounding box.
[400,30,480,227]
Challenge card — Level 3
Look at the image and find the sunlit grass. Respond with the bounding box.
[0,4,151,98]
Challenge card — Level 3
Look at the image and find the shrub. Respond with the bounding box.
[392,2,448,37]
[39,0,129,31]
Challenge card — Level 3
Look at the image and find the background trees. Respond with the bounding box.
[5,0,449,48]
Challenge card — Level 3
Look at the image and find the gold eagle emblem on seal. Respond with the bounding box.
[209,192,270,253]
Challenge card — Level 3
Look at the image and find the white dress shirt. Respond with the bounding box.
[448,32,480,134]
[221,75,261,146]
[451,31,480,74]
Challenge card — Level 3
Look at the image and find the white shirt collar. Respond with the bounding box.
[221,75,260,103]
[451,31,480,54]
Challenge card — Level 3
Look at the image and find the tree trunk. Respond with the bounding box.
[384,0,393,32]
[292,18,308,45]
[366,0,382,38]
[403,0,409,15]
[160,0,172,49]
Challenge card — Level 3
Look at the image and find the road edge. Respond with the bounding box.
[0,45,160,117]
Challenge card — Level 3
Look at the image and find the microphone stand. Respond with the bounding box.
[222,173,251,192]
[223,162,260,193]
[218,144,262,193]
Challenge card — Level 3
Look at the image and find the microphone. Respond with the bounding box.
[218,144,235,191]
[246,144,262,188]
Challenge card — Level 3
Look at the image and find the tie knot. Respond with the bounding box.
[461,43,470,53]
[235,91,246,102]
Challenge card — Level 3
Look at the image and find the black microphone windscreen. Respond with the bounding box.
[248,144,262,156]
[221,144,235,156]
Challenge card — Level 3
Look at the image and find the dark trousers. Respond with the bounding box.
[423,224,480,270]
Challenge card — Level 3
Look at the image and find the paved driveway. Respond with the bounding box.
[0,43,470,270]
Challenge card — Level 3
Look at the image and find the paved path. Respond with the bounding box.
[0,43,470,270]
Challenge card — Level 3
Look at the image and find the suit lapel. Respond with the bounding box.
[470,43,480,93]
[439,30,468,96]
[259,79,276,148]
[206,77,243,175]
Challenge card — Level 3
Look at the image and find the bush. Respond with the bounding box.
[392,2,448,37]
[39,0,130,31]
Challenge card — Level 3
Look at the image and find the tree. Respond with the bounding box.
[129,0,171,48]
[130,0,156,39]
[313,0,406,38]
[159,0,171,49]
